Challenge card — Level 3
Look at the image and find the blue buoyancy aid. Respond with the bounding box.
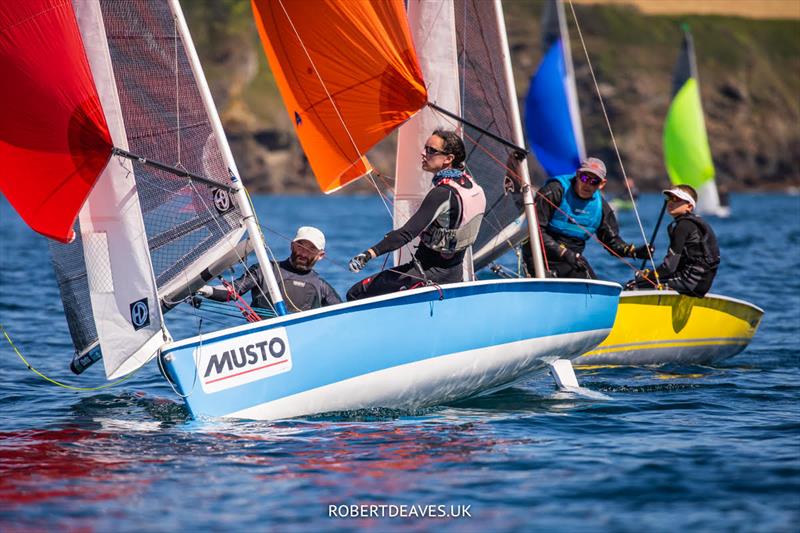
[547,174,602,241]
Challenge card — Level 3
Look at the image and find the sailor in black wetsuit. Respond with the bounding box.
[523,157,652,279]
[197,226,341,315]
[346,129,486,301]
[627,185,720,297]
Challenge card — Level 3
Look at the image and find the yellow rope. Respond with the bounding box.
[1,323,139,391]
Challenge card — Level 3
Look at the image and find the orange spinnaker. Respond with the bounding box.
[0,0,112,242]
[251,0,427,192]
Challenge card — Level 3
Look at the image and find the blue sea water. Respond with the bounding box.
[0,193,798,531]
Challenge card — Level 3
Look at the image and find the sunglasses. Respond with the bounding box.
[577,172,604,186]
[423,145,447,157]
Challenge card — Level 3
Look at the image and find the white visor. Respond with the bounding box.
[662,187,696,209]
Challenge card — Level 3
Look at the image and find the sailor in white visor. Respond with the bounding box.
[626,185,720,297]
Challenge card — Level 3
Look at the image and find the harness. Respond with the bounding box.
[419,174,486,254]
[547,174,602,241]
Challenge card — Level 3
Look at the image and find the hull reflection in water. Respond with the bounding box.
[161,279,621,420]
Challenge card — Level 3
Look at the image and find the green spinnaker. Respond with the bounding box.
[663,78,715,189]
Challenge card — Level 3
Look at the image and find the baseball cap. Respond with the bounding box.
[578,157,607,180]
[293,226,325,251]
[662,187,696,208]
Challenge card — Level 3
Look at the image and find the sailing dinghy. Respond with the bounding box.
[579,25,763,366]
[0,0,620,420]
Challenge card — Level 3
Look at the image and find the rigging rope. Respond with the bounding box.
[1,323,141,391]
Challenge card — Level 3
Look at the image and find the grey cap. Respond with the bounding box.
[578,157,607,180]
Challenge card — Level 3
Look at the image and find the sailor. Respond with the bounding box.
[626,185,720,297]
[346,129,486,300]
[197,226,341,315]
[522,157,652,279]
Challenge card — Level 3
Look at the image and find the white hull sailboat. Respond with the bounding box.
[1,0,620,420]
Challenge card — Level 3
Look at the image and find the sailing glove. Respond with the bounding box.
[349,251,372,273]
[561,248,587,271]
[628,244,654,259]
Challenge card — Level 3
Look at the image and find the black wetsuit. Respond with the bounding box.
[346,180,474,301]
[522,180,638,279]
[632,213,719,297]
[208,259,341,314]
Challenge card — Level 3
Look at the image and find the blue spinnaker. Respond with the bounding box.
[525,39,581,176]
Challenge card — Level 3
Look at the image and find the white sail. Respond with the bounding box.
[73,0,168,378]
[393,0,461,268]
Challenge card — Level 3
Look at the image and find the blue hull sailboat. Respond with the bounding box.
[163,279,619,419]
[0,0,621,420]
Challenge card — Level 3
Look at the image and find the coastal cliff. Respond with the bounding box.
[184,1,800,194]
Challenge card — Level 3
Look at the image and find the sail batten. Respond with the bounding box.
[251,0,428,193]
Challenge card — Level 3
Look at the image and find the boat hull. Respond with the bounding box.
[579,290,763,366]
[160,278,621,420]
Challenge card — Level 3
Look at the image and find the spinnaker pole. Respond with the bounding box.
[168,0,287,316]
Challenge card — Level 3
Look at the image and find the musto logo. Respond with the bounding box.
[196,327,292,393]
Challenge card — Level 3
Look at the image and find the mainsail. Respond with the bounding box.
[663,25,724,216]
[453,0,533,269]
[17,0,252,376]
[524,0,586,178]
[251,0,428,193]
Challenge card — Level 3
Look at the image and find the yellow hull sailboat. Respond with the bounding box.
[579,25,762,367]
[579,291,763,366]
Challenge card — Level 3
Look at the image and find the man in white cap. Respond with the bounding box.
[196,226,341,315]
[626,185,719,296]
[522,157,652,279]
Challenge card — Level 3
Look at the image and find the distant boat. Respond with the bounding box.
[663,25,730,218]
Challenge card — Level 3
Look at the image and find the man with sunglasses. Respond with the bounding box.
[196,226,341,315]
[346,129,486,300]
[522,157,652,279]
[626,185,719,296]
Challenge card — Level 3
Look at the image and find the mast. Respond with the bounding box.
[168,0,287,316]
[495,0,545,277]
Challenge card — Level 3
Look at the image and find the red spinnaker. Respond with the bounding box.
[0,0,112,243]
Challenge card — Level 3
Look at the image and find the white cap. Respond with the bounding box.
[662,187,696,209]
[293,226,325,251]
